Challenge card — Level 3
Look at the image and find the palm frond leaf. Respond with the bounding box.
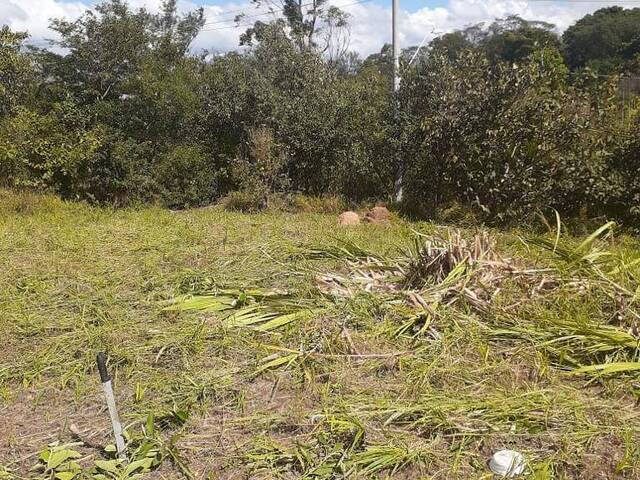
[165,289,320,331]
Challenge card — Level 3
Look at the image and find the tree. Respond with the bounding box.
[321,6,351,63]
[428,16,560,64]
[483,16,559,63]
[0,26,35,117]
[238,0,350,59]
[152,0,205,65]
[360,43,393,78]
[429,32,472,60]
[7,0,212,205]
[398,48,618,221]
[41,0,203,104]
[562,7,640,73]
[44,0,153,103]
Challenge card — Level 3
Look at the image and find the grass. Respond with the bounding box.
[0,189,639,479]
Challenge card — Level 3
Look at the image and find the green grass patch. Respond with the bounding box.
[1,190,639,479]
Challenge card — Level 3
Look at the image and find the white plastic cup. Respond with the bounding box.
[489,450,525,477]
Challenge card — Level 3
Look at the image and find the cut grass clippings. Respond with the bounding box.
[0,190,639,479]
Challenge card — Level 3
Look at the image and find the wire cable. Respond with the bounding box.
[200,0,372,32]
[202,1,317,27]
[527,0,640,3]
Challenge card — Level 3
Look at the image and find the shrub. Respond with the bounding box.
[201,44,393,201]
[399,49,621,223]
[228,127,289,211]
[221,190,266,213]
[0,106,103,194]
[0,105,155,205]
[606,114,640,225]
[3,1,639,227]
[73,131,155,205]
[0,27,35,117]
[154,144,219,208]
[288,194,345,213]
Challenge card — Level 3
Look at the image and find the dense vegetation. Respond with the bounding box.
[1,1,639,224]
[2,4,640,477]
[1,190,639,478]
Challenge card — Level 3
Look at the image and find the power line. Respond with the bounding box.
[202,1,317,27]
[200,0,372,32]
[201,0,371,25]
[527,0,640,2]
[201,21,256,32]
[202,3,265,19]
[201,0,371,30]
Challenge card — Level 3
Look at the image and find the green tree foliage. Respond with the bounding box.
[2,0,211,204]
[483,16,559,63]
[0,27,35,118]
[562,7,640,73]
[240,0,349,59]
[430,15,560,64]
[2,0,390,205]
[607,114,640,223]
[202,23,392,200]
[429,32,471,60]
[43,0,152,104]
[2,0,640,227]
[399,49,620,222]
[0,102,155,202]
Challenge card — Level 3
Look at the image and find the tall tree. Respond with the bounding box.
[152,0,205,65]
[429,32,472,60]
[41,0,204,104]
[428,15,559,64]
[562,7,640,73]
[45,0,152,103]
[238,0,350,59]
[483,16,559,63]
[0,26,35,117]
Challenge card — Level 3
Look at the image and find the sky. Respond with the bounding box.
[0,0,635,56]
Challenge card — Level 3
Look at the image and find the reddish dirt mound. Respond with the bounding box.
[338,211,360,226]
[364,206,391,224]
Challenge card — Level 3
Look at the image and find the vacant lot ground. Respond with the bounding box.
[1,190,639,479]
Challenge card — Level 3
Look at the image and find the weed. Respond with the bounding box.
[2,190,640,478]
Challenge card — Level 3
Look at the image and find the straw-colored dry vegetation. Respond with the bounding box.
[1,189,640,479]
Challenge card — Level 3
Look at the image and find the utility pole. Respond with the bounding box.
[392,0,400,93]
[392,0,403,202]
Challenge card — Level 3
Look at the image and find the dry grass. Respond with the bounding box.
[1,190,639,479]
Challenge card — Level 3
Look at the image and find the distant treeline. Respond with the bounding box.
[1,1,640,224]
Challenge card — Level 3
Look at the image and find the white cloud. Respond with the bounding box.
[0,0,629,55]
[347,0,626,57]
[193,2,257,53]
[0,0,86,47]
